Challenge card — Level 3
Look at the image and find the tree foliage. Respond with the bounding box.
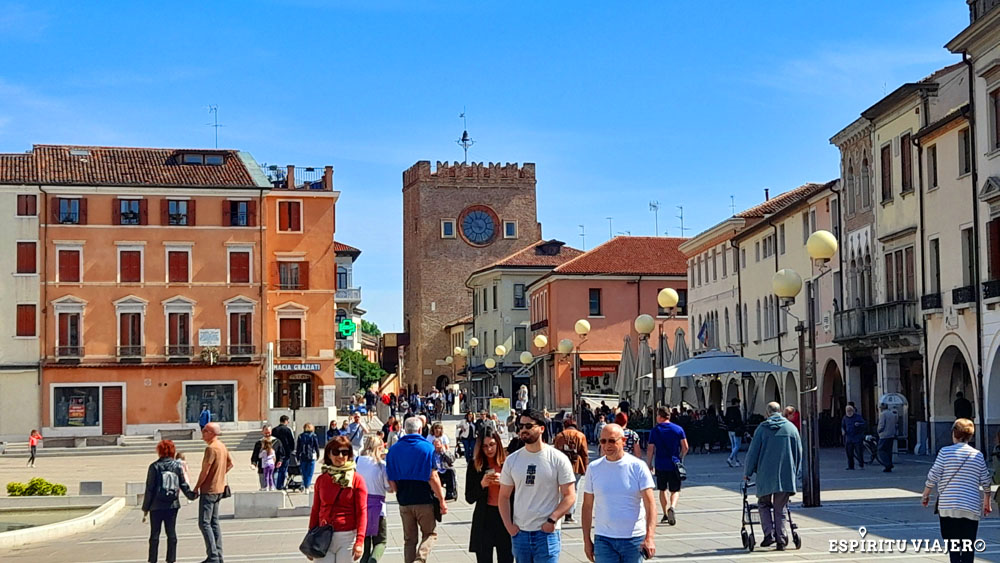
[336,348,386,389]
[361,320,381,337]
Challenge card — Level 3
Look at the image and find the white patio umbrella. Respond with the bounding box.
[615,335,636,399]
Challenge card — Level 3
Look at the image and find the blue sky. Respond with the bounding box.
[0,1,969,330]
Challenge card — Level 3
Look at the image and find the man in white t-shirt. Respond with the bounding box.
[499,409,576,563]
[583,424,656,563]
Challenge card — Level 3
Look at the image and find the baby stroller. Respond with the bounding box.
[739,480,800,551]
[284,456,303,492]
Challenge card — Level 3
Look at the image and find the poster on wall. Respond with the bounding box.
[68,396,86,426]
[489,398,511,422]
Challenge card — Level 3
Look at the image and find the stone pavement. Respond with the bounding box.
[2,421,999,562]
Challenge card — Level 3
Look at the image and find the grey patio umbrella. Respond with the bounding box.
[634,335,654,408]
[657,329,672,405]
[661,349,793,378]
[615,335,636,399]
[669,328,691,408]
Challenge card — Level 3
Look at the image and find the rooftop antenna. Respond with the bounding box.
[677,205,690,237]
[207,105,222,148]
[579,224,586,250]
[730,195,736,216]
[456,107,475,164]
[606,217,613,239]
[649,200,660,236]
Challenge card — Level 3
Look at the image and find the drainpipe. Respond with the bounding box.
[39,185,48,428]
[259,186,267,421]
[963,52,987,450]
[913,124,932,452]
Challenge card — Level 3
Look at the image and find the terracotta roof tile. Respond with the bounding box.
[0,153,33,183]
[553,236,688,276]
[0,144,264,187]
[735,183,829,218]
[334,241,362,255]
[489,239,583,269]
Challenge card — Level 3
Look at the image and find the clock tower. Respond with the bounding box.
[402,160,541,392]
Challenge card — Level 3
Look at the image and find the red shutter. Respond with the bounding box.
[26,195,36,216]
[59,250,80,282]
[58,313,69,345]
[139,199,148,225]
[248,200,257,227]
[16,305,35,337]
[222,200,231,226]
[990,219,1000,280]
[299,261,309,290]
[290,202,301,231]
[120,251,140,282]
[279,318,301,340]
[230,251,250,283]
[161,199,169,225]
[278,202,289,231]
[78,198,88,225]
[16,195,25,216]
[51,197,61,223]
[112,200,121,225]
[168,251,188,283]
[16,242,35,274]
[188,200,196,226]
[229,313,239,345]
[168,313,179,347]
[119,313,129,346]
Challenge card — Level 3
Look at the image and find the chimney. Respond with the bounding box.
[323,166,334,191]
[286,165,295,190]
[764,188,770,201]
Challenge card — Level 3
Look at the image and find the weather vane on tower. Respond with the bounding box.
[456,107,475,164]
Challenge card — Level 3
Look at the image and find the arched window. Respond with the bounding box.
[756,299,762,341]
[861,158,871,209]
[742,304,748,345]
[724,308,731,347]
[846,162,856,215]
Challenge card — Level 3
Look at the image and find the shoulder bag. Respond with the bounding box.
[300,488,342,558]
[933,450,975,514]
[675,458,687,481]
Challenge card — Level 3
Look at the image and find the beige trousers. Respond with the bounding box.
[398,504,438,563]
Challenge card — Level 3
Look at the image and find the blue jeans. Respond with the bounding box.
[275,460,289,489]
[511,530,560,563]
[728,431,740,463]
[462,438,477,464]
[300,458,316,489]
[594,535,644,563]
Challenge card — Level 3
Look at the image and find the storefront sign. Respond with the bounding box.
[198,329,221,346]
[67,397,86,426]
[275,363,321,371]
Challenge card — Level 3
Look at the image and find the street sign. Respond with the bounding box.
[275,363,321,371]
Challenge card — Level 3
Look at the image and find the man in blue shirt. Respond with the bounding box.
[840,404,866,470]
[386,416,448,563]
[646,406,688,526]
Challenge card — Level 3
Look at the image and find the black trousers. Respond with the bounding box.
[845,442,863,468]
[148,508,179,563]
[940,516,979,563]
[440,469,457,500]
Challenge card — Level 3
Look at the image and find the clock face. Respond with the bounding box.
[459,206,498,246]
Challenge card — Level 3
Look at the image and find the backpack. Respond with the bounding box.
[157,461,180,503]
[560,432,582,464]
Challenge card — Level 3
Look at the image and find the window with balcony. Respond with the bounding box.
[119,249,142,283]
[54,197,85,224]
[278,317,304,357]
[17,194,36,216]
[227,306,254,357]
[116,199,146,225]
[119,312,143,357]
[513,284,526,309]
[57,312,81,357]
[278,201,302,232]
[277,261,309,290]
[167,312,192,357]
[16,304,35,337]
[589,288,602,316]
[164,200,192,226]
[229,250,251,283]
[16,241,36,274]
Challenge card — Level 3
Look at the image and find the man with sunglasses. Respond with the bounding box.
[499,409,576,563]
[582,424,656,563]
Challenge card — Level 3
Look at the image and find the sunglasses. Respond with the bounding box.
[333,450,352,457]
[599,438,621,444]
[517,423,539,430]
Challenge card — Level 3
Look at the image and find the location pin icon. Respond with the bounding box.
[858,526,868,538]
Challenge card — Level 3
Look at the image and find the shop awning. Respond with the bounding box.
[579,352,621,364]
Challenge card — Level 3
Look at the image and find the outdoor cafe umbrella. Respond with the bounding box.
[669,328,690,407]
[633,334,654,408]
[661,349,794,379]
[615,335,636,399]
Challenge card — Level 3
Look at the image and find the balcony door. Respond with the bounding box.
[119,312,142,356]
[58,313,81,356]
[279,317,303,357]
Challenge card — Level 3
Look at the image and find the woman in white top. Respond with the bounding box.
[357,436,394,563]
[922,418,992,563]
[430,422,450,450]
[516,385,528,411]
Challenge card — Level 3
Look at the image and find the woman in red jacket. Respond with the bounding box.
[309,436,368,562]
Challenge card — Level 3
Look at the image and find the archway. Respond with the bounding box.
[988,348,1000,443]
[932,345,974,450]
[821,360,845,418]
[783,372,798,409]
[726,379,740,406]
[764,374,781,406]
[708,378,723,411]
[746,377,758,416]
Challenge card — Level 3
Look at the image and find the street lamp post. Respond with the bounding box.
[571,320,590,421]
[635,314,655,409]
[772,229,838,509]
[655,288,680,407]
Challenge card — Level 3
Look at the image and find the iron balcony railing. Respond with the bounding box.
[953,285,977,305]
[117,345,145,358]
[55,345,83,358]
[834,301,919,342]
[921,293,942,310]
[166,345,193,357]
[226,344,255,356]
[277,339,306,358]
[984,279,1000,300]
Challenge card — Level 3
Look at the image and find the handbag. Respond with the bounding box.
[676,460,687,481]
[300,488,342,557]
[221,484,231,499]
[933,451,974,514]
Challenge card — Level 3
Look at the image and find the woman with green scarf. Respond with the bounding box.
[308,436,368,562]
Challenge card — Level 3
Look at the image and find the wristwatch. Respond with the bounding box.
[546,517,557,525]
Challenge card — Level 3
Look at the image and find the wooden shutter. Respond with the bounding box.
[248,200,257,226]
[51,197,61,223]
[78,198,87,225]
[278,202,289,231]
[904,247,915,299]
[120,251,140,282]
[16,195,25,216]
[990,219,1000,280]
[168,251,188,283]
[230,251,250,283]
[119,313,129,346]
[58,313,69,346]
[16,304,35,337]
[885,253,895,301]
[229,313,239,345]
[59,250,80,282]
[112,200,121,225]
[187,200,196,226]
[299,261,309,290]
[161,199,169,225]
[279,318,301,340]
[168,313,179,346]
[16,242,35,274]
[222,200,231,226]
[290,202,301,231]
[139,199,148,225]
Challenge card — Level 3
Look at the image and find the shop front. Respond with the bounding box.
[578,353,620,396]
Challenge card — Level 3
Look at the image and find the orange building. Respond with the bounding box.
[528,237,689,409]
[0,145,338,436]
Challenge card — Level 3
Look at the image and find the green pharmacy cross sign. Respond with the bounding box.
[338,318,357,337]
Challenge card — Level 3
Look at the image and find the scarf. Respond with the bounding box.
[322,461,356,488]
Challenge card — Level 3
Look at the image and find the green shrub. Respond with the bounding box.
[6,477,67,496]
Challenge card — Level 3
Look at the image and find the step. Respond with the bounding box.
[1,431,260,457]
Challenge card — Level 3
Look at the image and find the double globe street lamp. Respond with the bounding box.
[771,229,838,508]
[633,287,680,410]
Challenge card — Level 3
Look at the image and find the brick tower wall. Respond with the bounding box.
[402,160,541,392]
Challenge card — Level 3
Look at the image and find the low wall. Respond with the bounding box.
[0,496,124,549]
